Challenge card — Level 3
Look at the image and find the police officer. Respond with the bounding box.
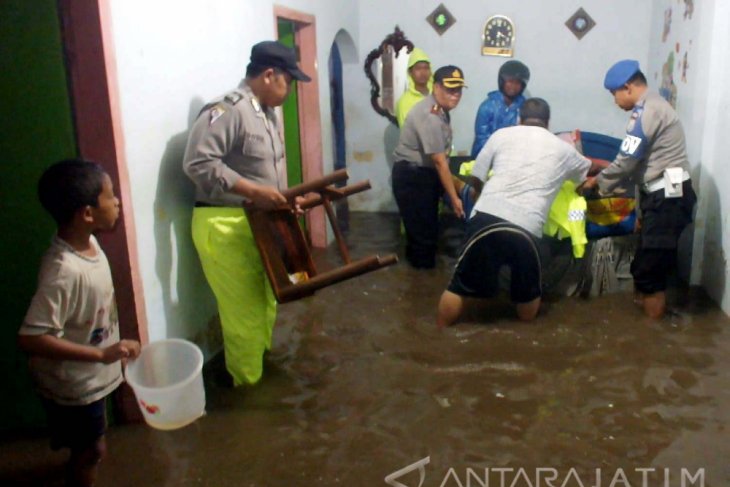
[392,65,467,269]
[183,41,311,386]
[582,59,696,319]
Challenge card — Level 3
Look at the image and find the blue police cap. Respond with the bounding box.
[603,59,640,91]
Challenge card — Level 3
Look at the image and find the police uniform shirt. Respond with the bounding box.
[597,91,690,194]
[183,82,286,207]
[393,94,452,168]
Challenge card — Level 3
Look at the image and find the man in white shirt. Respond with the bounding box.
[437,98,591,326]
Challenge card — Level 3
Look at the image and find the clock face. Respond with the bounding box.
[482,15,515,57]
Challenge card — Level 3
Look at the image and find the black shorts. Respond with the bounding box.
[41,397,107,451]
[447,212,542,303]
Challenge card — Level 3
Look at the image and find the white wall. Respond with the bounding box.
[346,0,653,211]
[107,0,359,350]
[645,0,730,313]
[681,0,730,311]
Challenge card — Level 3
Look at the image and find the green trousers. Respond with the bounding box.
[191,207,276,385]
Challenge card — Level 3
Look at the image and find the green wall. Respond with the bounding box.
[0,0,77,430]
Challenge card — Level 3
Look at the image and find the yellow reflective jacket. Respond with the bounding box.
[544,181,587,258]
[395,48,433,127]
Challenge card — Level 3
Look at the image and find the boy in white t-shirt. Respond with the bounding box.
[18,159,141,487]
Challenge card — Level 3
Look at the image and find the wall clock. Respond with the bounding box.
[482,15,515,57]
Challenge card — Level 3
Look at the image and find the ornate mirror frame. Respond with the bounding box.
[363,26,414,125]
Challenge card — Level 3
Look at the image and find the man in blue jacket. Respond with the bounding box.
[470,60,530,158]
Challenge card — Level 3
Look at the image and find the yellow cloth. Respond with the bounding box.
[458,160,476,176]
[586,197,636,225]
[544,181,587,258]
[191,207,276,385]
[395,48,433,127]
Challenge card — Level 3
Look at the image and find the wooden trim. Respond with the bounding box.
[58,0,148,422]
[274,6,326,248]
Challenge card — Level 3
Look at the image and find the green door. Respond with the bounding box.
[277,20,304,188]
[0,0,77,430]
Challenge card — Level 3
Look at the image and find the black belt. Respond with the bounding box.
[194,201,223,208]
[395,160,428,169]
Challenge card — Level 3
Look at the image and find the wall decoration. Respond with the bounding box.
[426,4,456,36]
[363,26,414,125]
[662,8,671,42]
[565,8,596,40]
[482,15,515,57]
[683,0,694,19]
[660,51,677,108]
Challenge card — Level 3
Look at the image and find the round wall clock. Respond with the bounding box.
[482,15,515,57]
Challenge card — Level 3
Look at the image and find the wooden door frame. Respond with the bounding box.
[274,6,326,248]
[58,0,147,421]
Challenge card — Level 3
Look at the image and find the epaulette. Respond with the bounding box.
[224,91,244,105]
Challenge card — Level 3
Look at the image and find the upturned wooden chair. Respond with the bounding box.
[245,169,398,303]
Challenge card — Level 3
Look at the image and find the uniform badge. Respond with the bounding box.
[224,92,243,105]
[430,104,441,115]
[251,98,261,113]
[209,106,225,125]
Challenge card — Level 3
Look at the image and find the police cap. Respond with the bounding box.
[604,59,640,91]
[249,41,311,82]
[433,65,467,88]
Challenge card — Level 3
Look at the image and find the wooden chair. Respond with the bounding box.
[245,169,398,303]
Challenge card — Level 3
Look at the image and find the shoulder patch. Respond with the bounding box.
[209,105,226,125]
[224,92,243,105]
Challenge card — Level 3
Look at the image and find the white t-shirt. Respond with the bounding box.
[471,125,591,237]
[19,235,122,405]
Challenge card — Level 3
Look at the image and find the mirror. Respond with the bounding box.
[364,26,414,125]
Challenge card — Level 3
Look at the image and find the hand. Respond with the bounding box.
[451,197,465,220]
[249,186,288,210]
[578,177,598,196]
[101,339,141,364]
[292,196,306,216]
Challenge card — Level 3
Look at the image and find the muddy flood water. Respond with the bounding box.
[2,212,730,487]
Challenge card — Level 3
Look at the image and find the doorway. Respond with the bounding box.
[274,7,325,247]
[328,41,349,230]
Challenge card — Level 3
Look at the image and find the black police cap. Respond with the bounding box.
[250,41,311,82]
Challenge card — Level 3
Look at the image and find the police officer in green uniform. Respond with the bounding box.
[583,59,696,319]
[183,41,310,385]
[392,65,467,269]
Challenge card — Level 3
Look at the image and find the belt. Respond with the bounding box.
[642,169,690,193]
[395,160,430,169]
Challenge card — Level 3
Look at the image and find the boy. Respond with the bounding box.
[18,159,141,487]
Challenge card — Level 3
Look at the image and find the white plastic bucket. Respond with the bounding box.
[125,339,206,430]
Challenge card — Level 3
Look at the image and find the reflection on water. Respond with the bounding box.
[2,212,729,486]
